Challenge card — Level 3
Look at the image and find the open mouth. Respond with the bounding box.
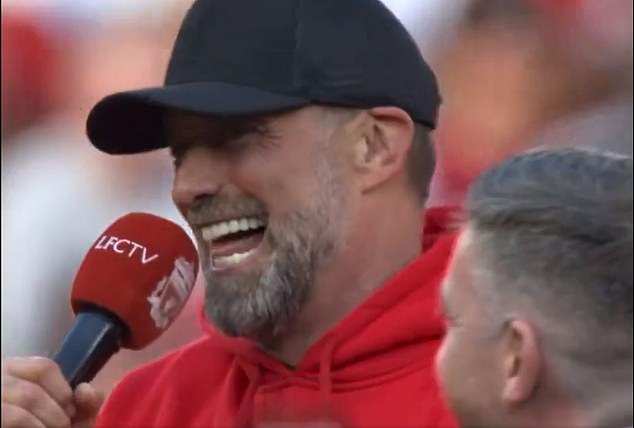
[200,216,268,270]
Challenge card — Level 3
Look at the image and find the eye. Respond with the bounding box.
[222,134,280,159]
[221,137,252,154]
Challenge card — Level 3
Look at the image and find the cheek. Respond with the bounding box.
[234,160,320,213]
[233,156,290,196]
[435,332,457,387]
[436,331,479,404]
[437,332,504,423]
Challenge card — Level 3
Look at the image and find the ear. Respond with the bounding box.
[501,320,541,406]
[350,107,414,193]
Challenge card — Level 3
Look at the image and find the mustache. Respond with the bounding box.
[186,195,267,226]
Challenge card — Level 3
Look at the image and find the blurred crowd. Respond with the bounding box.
[2,0,632,393]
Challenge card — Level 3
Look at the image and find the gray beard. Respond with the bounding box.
[202,210,334,339]
[202,161,346,341]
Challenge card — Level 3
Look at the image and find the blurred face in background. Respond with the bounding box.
[68,27,169,117]
[61,25,178,182]
[167,107,352,341]
[1,14,59,141]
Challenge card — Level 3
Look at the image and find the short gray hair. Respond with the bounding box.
[465,148,633,406]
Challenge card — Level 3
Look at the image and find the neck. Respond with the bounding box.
[264,198,423,365]
[586,384,633,428]
[521,401,587,428]
[517,384,633,428]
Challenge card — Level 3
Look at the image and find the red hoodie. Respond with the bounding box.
[94,208,458,428]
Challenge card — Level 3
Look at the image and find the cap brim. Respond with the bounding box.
[86,82,310,154]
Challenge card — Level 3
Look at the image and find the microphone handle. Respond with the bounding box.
[53,310,123,388]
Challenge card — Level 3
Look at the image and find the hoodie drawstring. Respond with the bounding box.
[318,339,337,410]
[237,358,262,428]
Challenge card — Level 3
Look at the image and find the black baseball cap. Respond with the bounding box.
[87,0,441,155]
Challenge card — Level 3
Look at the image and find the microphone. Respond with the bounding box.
[52,212,199,388]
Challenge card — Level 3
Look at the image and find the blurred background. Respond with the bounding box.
[1,0,632,393]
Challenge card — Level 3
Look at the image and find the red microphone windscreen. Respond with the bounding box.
[71,212,199,350]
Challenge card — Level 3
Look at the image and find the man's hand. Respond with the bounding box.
[1,357,104,428]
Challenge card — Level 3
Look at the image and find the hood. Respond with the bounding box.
[197,207,458,422]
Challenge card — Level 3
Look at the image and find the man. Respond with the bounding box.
[1,0,458,427]
[436,148,633,428]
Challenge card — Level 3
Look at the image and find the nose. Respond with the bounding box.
[171,146,227,210]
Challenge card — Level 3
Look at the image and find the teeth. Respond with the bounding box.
[212,249,256,267]
[228,219,240,234]
[201,217,266,242]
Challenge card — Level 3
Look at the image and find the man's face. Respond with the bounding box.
[166,107,351,340]
[435,229,505,427]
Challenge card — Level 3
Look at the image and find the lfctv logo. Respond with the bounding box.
[147,257,196,329]
[94,235,159,264]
